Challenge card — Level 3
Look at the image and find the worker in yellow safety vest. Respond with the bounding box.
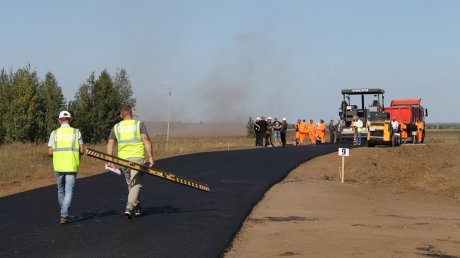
[48,110,85,224]
[107,104,154,218]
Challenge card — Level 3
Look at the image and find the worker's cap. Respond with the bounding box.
[267,116,272,120]
[297,118,301,121]
[392,117,396,120]
[256,117,260,121]
[261,116,265,120]
[274,117,278,121]
[282,118,286,121]
[59,111,72,119]
[355,116,359,119]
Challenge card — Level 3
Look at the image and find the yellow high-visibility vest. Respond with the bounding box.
[52,127,80,172]
[114,120,144,159]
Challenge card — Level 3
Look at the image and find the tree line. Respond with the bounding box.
[0,65,135,144]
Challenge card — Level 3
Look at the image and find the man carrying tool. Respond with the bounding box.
[106,104,154,218]
[48,111,85,224]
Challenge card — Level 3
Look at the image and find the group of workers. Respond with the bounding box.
[48,105,153,224]
[254,116,288,147]
[294,119,330,146]
[254,117,341,147]
[390,117,425,143]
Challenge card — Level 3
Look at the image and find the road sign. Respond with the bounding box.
[338,148,350,157]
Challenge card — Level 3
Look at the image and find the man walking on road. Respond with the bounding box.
[106,104,154,218]
[48,111,85,224]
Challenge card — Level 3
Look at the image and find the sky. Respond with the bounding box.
[1,0,459,123]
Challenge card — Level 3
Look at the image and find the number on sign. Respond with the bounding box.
[338,148,350,157]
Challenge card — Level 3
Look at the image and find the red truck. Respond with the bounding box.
[385,98,428,143]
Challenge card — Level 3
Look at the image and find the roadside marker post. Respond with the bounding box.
[338,148,350,183]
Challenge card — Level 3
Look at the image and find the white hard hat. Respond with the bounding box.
[59,111,72,119]
[282,118,286,121]
[256,117,260,121]
[268,116,272,120]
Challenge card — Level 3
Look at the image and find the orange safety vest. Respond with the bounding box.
[299,122,308,134]
[401,123,408,138]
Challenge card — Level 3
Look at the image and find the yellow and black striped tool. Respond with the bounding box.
[86,148,210,192]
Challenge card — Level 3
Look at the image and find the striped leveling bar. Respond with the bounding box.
[86,148,210,192]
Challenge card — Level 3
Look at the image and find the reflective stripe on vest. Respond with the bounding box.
[52,127,80,173]
[114,120,144,159]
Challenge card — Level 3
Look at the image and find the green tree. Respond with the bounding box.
[4,66,40,142]
[91,70,120,142]
[0,69,12,143]
[69,69,136,143]
[246,116,256,138]
[114,68,136,107]
[69,73,96,142]
[37,72,66,141]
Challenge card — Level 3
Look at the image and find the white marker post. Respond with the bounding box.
[338,148,350,183]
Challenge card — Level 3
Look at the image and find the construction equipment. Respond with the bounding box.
[337,88,385,142]
[366,111,400,147]
[86,148,210,192]
[385,99,428,143]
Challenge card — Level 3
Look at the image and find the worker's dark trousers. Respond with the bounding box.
[329,132,335,143]
[281,131,286,146]
[255,131,262,146]
[264,133,272,146]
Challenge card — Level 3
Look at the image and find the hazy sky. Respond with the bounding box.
[2,0,459,122]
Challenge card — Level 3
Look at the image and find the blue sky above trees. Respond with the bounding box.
[2,0,459,122]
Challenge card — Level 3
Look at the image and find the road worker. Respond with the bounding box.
[254,117,261,146]
[272,118,282,147]
[281,118,288,146]
[265,117,273,147]
[308,119,317,146]
[328,120,336,143]
[317,119,327,143]
[351,117,356,142]
[391,117,399,134]
[354,116,364,146]
[415,119,424,143]
[400,121,408,142]
[48,111,85,224]
[107,104,154,218]
[299,119,308,145]
[294,119,301,145]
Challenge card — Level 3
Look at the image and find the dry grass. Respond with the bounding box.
[0,129,456,197]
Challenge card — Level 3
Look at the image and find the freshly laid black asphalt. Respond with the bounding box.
[0,144,350,257]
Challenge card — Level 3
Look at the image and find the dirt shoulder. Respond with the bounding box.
[226,143,460,258]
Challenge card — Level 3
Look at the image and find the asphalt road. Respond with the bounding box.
[0,144,349,257]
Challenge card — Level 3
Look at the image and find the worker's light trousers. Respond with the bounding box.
[54,172,76,218]
[121,157,144,210]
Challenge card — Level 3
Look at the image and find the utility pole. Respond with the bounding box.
[161,81,172,151]
[167,84,171,142]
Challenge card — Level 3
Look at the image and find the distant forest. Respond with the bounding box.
[0,65,136,144]
[426,123,460,130]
